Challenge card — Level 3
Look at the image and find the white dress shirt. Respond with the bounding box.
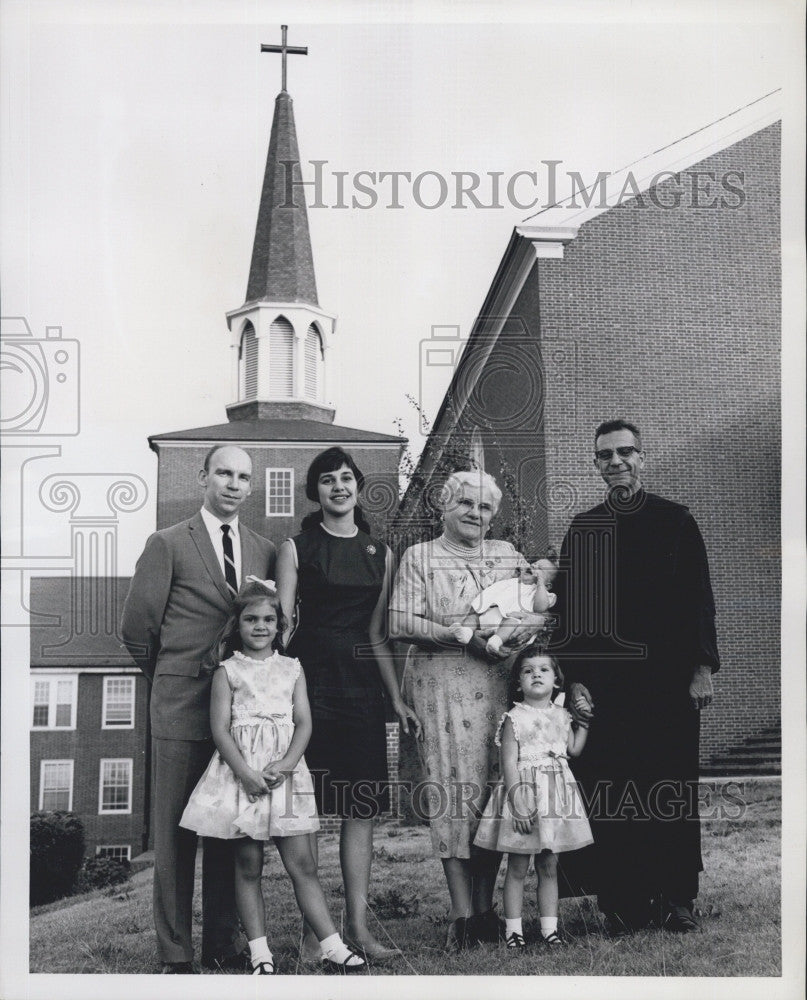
[199,507,242,587]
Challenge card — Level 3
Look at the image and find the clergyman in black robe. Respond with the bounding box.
[551,420,719,932]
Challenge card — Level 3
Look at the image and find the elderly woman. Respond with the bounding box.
[389,469,541,949]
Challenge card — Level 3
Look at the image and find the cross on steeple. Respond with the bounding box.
[261,24,308,93]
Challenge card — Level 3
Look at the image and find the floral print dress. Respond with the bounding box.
[474,702,593,855]
[390,535,527,858]
[179,651,320,840]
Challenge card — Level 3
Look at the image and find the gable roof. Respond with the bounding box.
[149,418,402,446]
[29,577,135,666]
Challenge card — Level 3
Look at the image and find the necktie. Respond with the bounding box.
[220,524,238,596]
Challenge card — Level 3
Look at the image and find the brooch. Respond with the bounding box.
[367,544,376,554]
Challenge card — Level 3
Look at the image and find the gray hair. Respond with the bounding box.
[441,469,503,514]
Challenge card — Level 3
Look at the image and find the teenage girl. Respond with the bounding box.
[180,578,365,974]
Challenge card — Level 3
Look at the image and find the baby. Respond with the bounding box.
[449,551,558,657]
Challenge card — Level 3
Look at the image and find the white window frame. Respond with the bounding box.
[98,758,133,815]
[39,759,74,812]
[95,845,132,862]
[31,674,78,730]
[265,468,294,517]
[102,676,136,729]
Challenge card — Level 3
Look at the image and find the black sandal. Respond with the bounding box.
[251,959,276,974]
[543,931,565,947]
[506,931,526,950]
[322,948,367,974]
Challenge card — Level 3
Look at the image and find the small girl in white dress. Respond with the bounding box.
[474,646,593,949]
[180,578,365,974]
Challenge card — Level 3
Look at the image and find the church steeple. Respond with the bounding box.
[226,26,336,425]
[245,90,318,306]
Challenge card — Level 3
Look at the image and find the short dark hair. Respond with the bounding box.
[508,644,564,705]
[300,447,371,533]
[594,419,642,450]
[304,446,365,501]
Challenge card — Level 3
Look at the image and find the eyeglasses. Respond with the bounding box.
[595,446,640,461]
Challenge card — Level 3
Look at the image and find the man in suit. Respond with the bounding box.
[122,444,276,973]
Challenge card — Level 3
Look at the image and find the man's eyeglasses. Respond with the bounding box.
[595,446,641,461]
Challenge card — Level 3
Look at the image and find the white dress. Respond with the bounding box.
[179,651,320,840]
[474,702,593,855]
[471,576,557,628]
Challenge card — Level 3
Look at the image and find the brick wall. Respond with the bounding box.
[520,123,781,760]
[30,672,149,858]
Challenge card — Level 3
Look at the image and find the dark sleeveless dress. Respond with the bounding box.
[288,525,390,818]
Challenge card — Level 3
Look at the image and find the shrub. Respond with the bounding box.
[30,811,85,905]
[74,856,132,894]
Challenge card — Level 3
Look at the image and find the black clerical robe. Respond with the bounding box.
[551,490,720,910]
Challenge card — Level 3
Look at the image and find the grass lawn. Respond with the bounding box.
[29,778,781,977]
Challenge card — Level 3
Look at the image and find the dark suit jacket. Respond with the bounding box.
[122,512,276,740]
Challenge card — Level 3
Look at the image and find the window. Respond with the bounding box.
[96,845,131,862]
[31,675,77,730]
[304,324,323,399]
[268,316,294,397]
[266,469,294,517]
[239,322,258,399]
[102,677,135,728]
[39,760,74,811]
[99,759,133,814]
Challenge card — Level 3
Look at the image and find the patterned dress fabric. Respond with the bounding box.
[179,651,319,840]
[390,535,528,858]
[474,701,593,855]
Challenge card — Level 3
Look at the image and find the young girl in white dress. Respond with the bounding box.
[180,578,365,974]
[474,646,593,949]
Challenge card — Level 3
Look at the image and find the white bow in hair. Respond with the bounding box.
[245,575,278,594]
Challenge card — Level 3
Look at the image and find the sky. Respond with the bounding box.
[1,3,804,998]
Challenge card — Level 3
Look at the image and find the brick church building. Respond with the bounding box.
[30,41,403,859]
[395,92,782,771]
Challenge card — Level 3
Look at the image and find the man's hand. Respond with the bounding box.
[689,665,714,710]
[568,682,594,723]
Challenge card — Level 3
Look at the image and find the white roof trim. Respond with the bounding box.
[519,89,782,234]
[151,440,403,450]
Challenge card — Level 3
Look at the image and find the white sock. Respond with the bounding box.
[540,917,558,938]
[486,634,504,653]
[505,918,523,938]
[319,932,362,966]
[449,623,474,645]
[248,935,273,967]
